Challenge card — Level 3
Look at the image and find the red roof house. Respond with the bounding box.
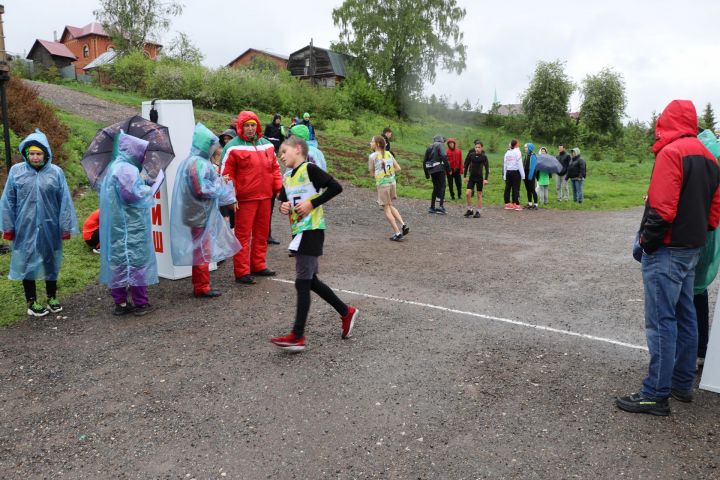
[26,39,77,71]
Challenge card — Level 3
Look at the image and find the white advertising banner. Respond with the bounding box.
[700,295,720,393]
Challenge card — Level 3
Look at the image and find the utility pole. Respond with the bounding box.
[0,5,11,174]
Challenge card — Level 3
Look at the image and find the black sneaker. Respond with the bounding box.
[428,207,436,214]
[390,233,404,242]
[401,224,410,236]
[463,209,473,218]
[236,274,256,285]
[47,297,63,313]
[28,300,49,317]
[435,207,447,215]
[473,211,481,218]
[670,389,693,403]
[133,304,157,316]
[267,237,280,245]
[113,303,135,316]
[251,268,276,276]
[194,290,222,298]
[615,393,670,416]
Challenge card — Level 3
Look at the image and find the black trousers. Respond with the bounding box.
[430,171,446,208]
[694,289,709,358]
[84,229,100,249]
[23,279,57,302]
[293,276,349,338]
[524,178,538,204]
[504,170,521,204]
[447,170,462,199]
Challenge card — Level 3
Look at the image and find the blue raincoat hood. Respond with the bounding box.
[19,128,52,167]
[526,143,535,153]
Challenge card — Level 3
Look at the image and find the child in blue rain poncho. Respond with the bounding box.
[99,131,158,316]
[170,123,240,298]
[1,129,78,317]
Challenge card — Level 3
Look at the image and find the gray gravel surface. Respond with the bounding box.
[1,184,718,479]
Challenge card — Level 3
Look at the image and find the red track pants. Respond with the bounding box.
[191,227,210,295]
[233,198,271,278]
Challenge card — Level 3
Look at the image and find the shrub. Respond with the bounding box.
[108,51,157,92]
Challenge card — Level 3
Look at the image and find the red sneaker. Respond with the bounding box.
[513,203,523,211]
[341,306,359,339]
[504,203,514,210]
[270,332,305,352]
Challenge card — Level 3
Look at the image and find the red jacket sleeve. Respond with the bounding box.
[647,149,683,224]
[710,180,720,230]
[222,151,236,186]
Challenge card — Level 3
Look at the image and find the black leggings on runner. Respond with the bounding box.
[430,171,446,208]
[447,171,462,199]
[22,279,57,302]
[504,170,521,204]
[292,276,349,338]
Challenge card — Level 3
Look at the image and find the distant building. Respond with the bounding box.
[58,21,162,75]
[227,48,288,70]
[287,42,354,88]
[26,39,77,72]
[496,104,524,116]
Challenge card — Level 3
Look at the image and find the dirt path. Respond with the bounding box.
[1,83,718,478]
[26,80,138,125]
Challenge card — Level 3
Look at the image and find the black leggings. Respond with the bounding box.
[447,171,462,199]
[22,279,57,302]
[504,170,521,204]
[292,276,349,338]
[430,171,446,208]
[524,178,538,204]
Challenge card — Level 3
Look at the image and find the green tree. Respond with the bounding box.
[94,0,183,53]
[579,67,627,136]
[332,0,467,117]
[163,31,204,64]
[521,60,575,140]
[702,102,716,131]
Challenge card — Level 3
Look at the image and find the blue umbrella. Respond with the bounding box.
[535,153,563,174]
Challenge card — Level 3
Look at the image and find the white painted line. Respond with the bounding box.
[271,278,649,352]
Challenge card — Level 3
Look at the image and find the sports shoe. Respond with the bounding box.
[427,207,436,214]
[615,393,670,416]
[435,207,447,215]
[47,297,63,313]
[271,332,306,352]
[341,306,359,339]
[133,304,157,316]
[113,303,135,316]
[194,290,221,298]
[670,389,693,403]
[513,204,523,211]
[27,300,49,317]
[92,248,100,254]
[251,268,276,277]
[402,224,410,236]
[235,274,256,284]
[464,209,473,218]
[390,233,403,242]
[504,203,514,210]
[473,211,481,218]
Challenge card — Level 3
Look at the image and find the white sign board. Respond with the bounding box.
[700,295,720,393]
[140,100,216,280]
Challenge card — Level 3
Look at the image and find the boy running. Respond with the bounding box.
[271,137,359,352]
[463,140,489,218]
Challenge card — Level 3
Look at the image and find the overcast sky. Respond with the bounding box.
[5,0,720,123]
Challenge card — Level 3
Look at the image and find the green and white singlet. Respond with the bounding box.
[283,162,326,235]
[372,151,396,187]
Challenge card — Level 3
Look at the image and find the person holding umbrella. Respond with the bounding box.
[170,123,241,298]
[0,129,78,317]
[98,131,159,316]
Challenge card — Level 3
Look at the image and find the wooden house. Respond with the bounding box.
[26,39,77,72]
[227,48,288,70]
[287,43,354,87]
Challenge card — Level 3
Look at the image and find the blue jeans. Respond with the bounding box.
[571,179,583,203]
[640,246,701,399]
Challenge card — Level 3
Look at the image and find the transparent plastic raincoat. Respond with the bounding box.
[0,129,78,280]
[170,123,240,265]
[99,131,158,288]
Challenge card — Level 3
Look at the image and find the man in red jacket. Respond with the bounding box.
[445,138,463,201]
[221,111,282,284]
[616,100,720,416]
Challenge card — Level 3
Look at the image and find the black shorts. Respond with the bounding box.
[466,178,484,192]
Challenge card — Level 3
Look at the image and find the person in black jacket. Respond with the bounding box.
[264,114,285,154]
[463,140,489,218]
[556,144,571,201]
[381,127,393,154]
[423,135,450,214]
[565,148,586,203]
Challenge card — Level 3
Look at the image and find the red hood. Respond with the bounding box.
[653,100,698,154]
[236,111,263,141]
[447,137,457,149]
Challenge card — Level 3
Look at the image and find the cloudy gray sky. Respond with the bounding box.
[5,0,720,123]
